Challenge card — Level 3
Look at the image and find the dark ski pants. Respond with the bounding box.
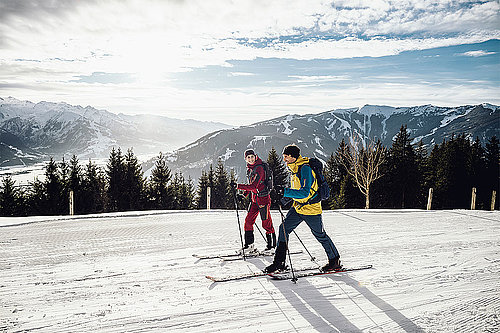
[277,207,339,260]
[244,202,275,234]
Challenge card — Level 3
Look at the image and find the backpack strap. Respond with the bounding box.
[253,164,270,197]
[293,163,319,208]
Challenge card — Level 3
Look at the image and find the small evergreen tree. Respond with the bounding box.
[45,157,65,215]
[106,147,126,211]
[267,147,288,208]
[25,178,46,216]
[485,136,499,209]
[195,170,209,209]
[386,125,420,208]
[213,159,231,209]
[124,148,145,211]
[415,140,429,208]
[0,176,21,216]
[81,159,106,214]
[148,152,173,209]
[68,155,82,214]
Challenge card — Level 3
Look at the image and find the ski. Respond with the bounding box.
[193,250,302,261]
[221,250,302,262]
[206,266,318,283]
[268,265,373,280]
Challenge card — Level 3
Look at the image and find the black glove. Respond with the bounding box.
[274,185,284,197]
[230,181,238,190]
[280,197,293,207]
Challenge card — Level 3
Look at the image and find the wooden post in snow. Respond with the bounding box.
[426,188,433,210]
[470,187,477,210]
[492,190,497,211]
[69,190,74,216]
[207,186,211,210]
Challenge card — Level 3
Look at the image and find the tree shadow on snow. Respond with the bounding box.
[271,272,424,333]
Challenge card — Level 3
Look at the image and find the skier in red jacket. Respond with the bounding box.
[232,149,276,253]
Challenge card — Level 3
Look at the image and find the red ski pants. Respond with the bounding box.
[244,202,275,234]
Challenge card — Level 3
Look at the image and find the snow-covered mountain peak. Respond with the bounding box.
[357,104,404,117]
[0,97,232,166]
[482,103,500,111]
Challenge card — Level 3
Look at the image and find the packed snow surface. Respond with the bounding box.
[1,209,499,332]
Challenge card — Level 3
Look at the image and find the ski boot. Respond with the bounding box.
[263,241,287,273]
[321,256,342,272]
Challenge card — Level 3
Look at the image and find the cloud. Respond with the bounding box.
[229,72,256,77]
[286,75,350,83]
[459,50,497,57]
[0,0,499,124]
[71,72,136,84]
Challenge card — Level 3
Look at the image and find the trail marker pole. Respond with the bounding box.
[427,188,433,210]
[69,190,74,216]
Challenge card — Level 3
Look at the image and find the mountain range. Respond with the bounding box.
[1,97,498,183]
[164,103,499,182]
[0,97,231,167]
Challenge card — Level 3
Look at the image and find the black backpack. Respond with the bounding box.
[261,161,273,192]
[248,162,273,197]
[296,158,330,204]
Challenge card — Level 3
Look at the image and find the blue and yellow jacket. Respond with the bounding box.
[283,155,322,215]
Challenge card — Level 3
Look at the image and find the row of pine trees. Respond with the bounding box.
[1,126,499,216]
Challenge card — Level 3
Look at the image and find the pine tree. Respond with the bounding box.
[485,136,499,209]
[124,148,145,211]
[411,140,429,208]
[0,176,20,216]
[213,159,230,209]
[183,176,195,210]
[25,178,46,216]
[430,134,473,209]
[59,157,70,213]
[68,155,82,214]
[386,125,420,208]
[171,173,195,210]
[81,159,106,214]
[106,147,126,212]
[267,147,288,208]
[45,157,65,215]
[170,172,183,210]
[195,170,209,209]
[148,152,173,209]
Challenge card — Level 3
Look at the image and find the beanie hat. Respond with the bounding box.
[244,149,255,157]
[282,145,300,158]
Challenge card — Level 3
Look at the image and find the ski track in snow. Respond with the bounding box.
[0,209,499,332]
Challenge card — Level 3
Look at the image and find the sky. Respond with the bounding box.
[0,0,499,126]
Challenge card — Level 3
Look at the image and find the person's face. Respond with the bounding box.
[283,154,296,164]
[245,154,256,164]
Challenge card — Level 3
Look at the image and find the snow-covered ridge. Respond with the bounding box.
[357,104,406,117]
[166,102,498,182]
[0,97,232,166]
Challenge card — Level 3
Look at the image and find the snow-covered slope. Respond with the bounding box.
[0,97,231,167]
[1,209,498,332]
[165,103,499,181]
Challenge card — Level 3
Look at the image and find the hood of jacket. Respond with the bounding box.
[287,155,309,174]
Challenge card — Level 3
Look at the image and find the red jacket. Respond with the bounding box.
[236,156,271,206]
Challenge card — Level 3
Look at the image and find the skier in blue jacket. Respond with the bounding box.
[264,144,341,273]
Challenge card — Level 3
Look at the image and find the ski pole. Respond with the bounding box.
[277,204,318,264]
[255,222,267,242]
[232,187,246,261]
[277,203,297,283]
